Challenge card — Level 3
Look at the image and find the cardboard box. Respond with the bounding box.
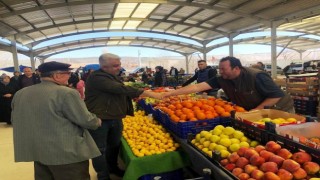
[235,109,306,129]
[276,122,320,149]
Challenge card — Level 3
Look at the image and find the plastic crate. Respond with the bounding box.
[138,99,156,115]
[160,112,232,139]
[139,169,184,180]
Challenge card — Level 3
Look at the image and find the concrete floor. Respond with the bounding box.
[0,123,122,180]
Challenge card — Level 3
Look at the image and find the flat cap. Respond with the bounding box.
[38,61,72,73]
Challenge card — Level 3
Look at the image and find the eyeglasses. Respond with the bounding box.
[56,71,71,75]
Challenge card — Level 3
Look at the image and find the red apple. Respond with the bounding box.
[277,169,293,180]
[251,169,264,180]
[228,152,240,163]
[264,172,280,180]
[254,145,266,153]
[250,154,265,166]
[236,157,249,168]
[244,148,259,159]
[282,159,301,173]
[224,163,236,171]
[292,152,312,165]
[260,162,278,173]
[269,155,285,167]
[237,147,249,157]
[277,148,292,159]
[238,173,250,180]
[303,162,320,175]
[265,141,281,153]
[232,167,243,176]
[244,164,257,174]
[220,159,229,166]
[292,168,307,180]
[260,150,275,161]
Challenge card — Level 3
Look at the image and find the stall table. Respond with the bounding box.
[120,138,190,180]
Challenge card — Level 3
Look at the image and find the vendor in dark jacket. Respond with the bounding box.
[85,53,160,180]
[161,56,294,113]
[182,60,218,96]
[18,67,41,89]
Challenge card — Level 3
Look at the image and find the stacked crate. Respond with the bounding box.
[286,74,319,117]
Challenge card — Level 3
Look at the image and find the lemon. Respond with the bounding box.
[219,138,231,147]
[229,143,240,152]
[233,130,244,139]
[220,134,229,139]
[215,145,227,152]
[214,125,225,131]
[250,140,259,147]
[239,141,250,148]
[230,138,240,144]
[223,127,235,135]
[240,136,248,142]
[203,141,211,148]
[286,118,297,123]
[208,143,217,151]
[220,150,230,158]
[204,133,212,140]
[212,128,222,135]
[199,138,206,144]
[200,130,210,137]
[209,135,220,143]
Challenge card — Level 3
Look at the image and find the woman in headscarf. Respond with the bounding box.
[154,66,166,87]
[0,75,17,124]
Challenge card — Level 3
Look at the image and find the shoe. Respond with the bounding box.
[109,167,125,177]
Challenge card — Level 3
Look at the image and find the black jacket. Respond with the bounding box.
[85,69,144,120]
[18,74,41,89]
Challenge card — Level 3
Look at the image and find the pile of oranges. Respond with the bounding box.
[155,96,246,123]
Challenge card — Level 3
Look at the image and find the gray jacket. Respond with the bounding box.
[12,81,101,165]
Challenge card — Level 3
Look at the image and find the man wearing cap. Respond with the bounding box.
[12,61,102,180]
[85,53,161,180]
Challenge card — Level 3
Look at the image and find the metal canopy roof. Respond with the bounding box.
[207,36,320,53]
[0,0,320,58]
[34,36,203,58]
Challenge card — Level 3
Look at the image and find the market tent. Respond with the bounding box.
[0,65,30,72]
[82,64,126,72]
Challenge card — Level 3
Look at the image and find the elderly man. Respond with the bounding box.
[162,56,294,113]
[85,53,159,180]
[12,61,102,180]
[18,67,41,89]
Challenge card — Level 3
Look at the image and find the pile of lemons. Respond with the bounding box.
[123,110,180,157]
[191,125,259,158]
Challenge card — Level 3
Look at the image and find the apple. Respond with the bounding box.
[228,152,240,163]
[269,155,285,167]
[277,169,293,180]
[244,148,259,159]
[250,154,265,167]
[232,167,243,176]
[260,150,275,161]
[237,147,249,157]
[282,159,301,173]
[251,169,264,180]
[264,172,280,180]
[254,145,266,153]
[277,148,292,159]
[292,152,312,165]
[224,163,236,171]
[265,141,281,153]
[244,164,257,174]
[292,168,307,179]
[303,162,320,175]
[220,159,229,166]
[238,173,250,180]
[260,162,278,173]
[236,157,249,168]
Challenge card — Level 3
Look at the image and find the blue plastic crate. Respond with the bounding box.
[139,169,184,180]
[161,112,231,139]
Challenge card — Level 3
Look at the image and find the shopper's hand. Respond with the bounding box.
[97,118,102,127]
[3,94,12,98]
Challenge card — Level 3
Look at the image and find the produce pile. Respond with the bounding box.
[122,111,179,157]
[220,140,320,180]
[153,96,246,122]
[124,82,150,88]
[253,117,298,125]
[190,125,258,158]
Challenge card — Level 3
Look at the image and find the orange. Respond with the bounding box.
[196,112,206,120]
[175,103,183,109]
[221,112,231,117]
[186,112,195,119]
[194,101,203,108]
[168,105,176,111]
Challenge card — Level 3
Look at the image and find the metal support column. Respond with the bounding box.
[228,34,234,57]
[299,51,303,61]
[10,39,19,72]
[30,51,36,70]
[271,22,277,79]
[185,55,189,74]
[39,59,44,64]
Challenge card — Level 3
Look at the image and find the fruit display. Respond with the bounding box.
[253,117,297,125]
[155,96,246,122]
[122,110,179,157]
[220,140,320,180]
[190,125,258,158]
[124,81,150,88]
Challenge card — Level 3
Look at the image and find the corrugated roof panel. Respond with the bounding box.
[222,18,258,32]
[168,6,200,21]
[150,4,178,19]
[186,9,220,25]
[207,13,239,25]
[144,41,157,46]
[236,0,280,14]
[193,31,220,40]
[76,23,92,32]
[167,24,188,33]
[35,21,54,28]
[38,0,64,5]
[153,22,172,32]
[60,25,77,34]
[2,16,28,28]
[74,15,92,21]
[93,21,109,30]
[27,31,45,39]
[138,21,158,31]
[180,27,203,37]
[19,26,34,32]
[94,3,114,18]
[70,4,92,15]
[21,10,49,23]
[10,1,37,11]
[46,7,70,19]
[41,28,61,37]
[0,6,10,15]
